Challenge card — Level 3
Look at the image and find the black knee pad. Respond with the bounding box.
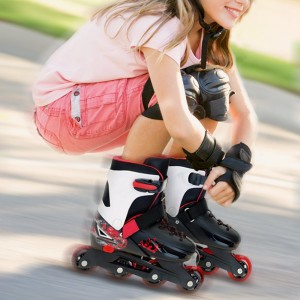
[183,66,235,121]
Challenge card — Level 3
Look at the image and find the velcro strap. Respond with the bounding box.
[215,170,242,202]
[178,201,208,223]
[122,202,164,238]
[184,141,224,171]
[219,157,252,174]
[188,172,206,186]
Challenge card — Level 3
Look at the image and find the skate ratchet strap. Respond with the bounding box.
[178,201,208,223]
[133,178,166,193]
[122,202,165,238]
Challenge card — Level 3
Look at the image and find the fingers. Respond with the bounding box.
[208,181,235,207]
[203,166,235,206]
[203,166,226,190]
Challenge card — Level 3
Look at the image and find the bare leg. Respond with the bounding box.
[122,115,170,163]
[122,116,218,162]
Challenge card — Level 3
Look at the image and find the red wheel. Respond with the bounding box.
[228,254,252,282]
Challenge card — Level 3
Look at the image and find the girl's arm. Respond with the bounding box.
[141,47,207,152]
[204,64,258,206]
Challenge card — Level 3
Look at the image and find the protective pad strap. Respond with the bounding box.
[216,143,252,201]
[142,77,163,120]
[183,131,224,171]
[219,157,252,174]
[142,103,163,120]
[219,143,252,174]
[215,171,242,202]
[142,77,154,110]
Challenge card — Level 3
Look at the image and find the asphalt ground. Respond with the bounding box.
[0,22,300,300]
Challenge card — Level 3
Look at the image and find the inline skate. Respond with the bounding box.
[72,157,204,291]
[165,158,252,281]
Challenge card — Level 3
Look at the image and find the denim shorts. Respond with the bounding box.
[34,74,155,154]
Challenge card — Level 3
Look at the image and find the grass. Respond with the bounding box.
[0,0,90,38]
[1,0,299,94]
[232,46,300,95]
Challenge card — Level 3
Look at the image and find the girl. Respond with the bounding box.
[33,0,257,287]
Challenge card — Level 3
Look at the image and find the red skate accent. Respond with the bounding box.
[203,248,214,255]
[99,221,128,249]
[184,265,204,275]
[139,238,161,254]
[102,245,115,253]
[133,181,158,191]
[122,219,140,238]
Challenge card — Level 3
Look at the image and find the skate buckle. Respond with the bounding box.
[184,208,195,222]
[133,179,164,193]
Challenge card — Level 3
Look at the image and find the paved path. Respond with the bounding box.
[0,22,300,300]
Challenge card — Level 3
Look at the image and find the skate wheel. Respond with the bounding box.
[142,259,166,288]
[72,245,94,272]
[142,278,166,288]
[197,249,219,275]
[180,266,204,292]
[201,266,219,275]
[228,254,252,282]
[109,265,132,280]
[199,254,219,274]
[110,269,132,279]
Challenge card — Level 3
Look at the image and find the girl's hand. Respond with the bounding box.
[203,166,235,206]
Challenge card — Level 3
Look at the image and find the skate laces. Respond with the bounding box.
[159,218,186,241]
[207,210,231,231]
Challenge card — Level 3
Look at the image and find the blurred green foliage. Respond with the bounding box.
[233,46,300,95]
[0,1,86,38]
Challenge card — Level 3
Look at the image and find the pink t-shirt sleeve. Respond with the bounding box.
[127,16,186,65]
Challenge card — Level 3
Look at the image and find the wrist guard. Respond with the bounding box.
[183,131,224,171]
[183,66,235,121]
[215,143,252,201]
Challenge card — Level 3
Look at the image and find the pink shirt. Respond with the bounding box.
[32,13,201,106]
